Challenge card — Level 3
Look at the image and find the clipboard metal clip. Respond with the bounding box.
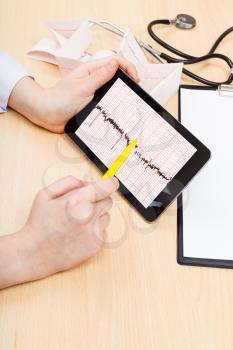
[218,84,233,97]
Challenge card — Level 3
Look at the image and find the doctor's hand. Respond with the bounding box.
[8,55,139,133]
[0,176,119,289]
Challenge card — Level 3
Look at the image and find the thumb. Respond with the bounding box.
[82,60,118,93]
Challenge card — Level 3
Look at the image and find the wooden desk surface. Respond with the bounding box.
[1,1,233,349]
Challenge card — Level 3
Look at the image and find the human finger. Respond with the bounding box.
[40,176,86,200]
[98,213,111,231]
[79,59,119,93]
[82,55,139,82]
[92,197,113,217]
[66,196,112,224]
[67,177,119,205]
[66,200,95,224]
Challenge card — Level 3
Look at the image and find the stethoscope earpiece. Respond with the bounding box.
[172,14,196,30]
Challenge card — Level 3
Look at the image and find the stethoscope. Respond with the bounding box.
[147,14,233,87]
[90,14,233,88]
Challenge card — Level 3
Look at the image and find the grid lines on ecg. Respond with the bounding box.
[76,78,196,208]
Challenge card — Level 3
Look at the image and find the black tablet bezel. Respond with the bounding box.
[65,70,211,222]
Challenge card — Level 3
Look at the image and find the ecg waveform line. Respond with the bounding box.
[89,104,172,181]
[89,105,130,147]
[134,149,172,181]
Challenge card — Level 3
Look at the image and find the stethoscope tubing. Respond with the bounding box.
[88,18,233,87]
[147,19,233,87]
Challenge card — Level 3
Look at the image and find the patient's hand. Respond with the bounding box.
[8,56,139,133]
[0,176,119,289]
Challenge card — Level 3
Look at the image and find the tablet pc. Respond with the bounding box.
[65,69,210,222]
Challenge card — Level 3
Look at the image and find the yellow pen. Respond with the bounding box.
[102,138,138,179]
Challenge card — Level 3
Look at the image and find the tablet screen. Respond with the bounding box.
[76,78,197,208]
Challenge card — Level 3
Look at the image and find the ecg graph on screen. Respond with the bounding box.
[76,78,196,208]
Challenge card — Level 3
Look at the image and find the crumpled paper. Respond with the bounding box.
[28,17,183,106]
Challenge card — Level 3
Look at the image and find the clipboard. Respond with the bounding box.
[177,84,233,269]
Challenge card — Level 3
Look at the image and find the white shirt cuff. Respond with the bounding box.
[0,49,32,113]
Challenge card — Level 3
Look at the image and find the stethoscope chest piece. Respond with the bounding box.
[173,14,196,29]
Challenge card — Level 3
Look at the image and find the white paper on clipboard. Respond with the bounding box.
[180,87,233,262]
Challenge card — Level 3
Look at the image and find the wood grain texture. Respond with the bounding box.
[1,1,233,349]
